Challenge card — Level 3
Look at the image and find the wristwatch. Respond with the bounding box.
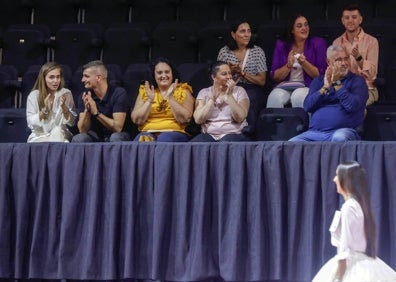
[332,80,342,86]
[93,111,101,118]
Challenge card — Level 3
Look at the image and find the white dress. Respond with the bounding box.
[26,88,77,142]
[312,198,396,282]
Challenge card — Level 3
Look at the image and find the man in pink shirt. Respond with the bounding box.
[333,3,379,106]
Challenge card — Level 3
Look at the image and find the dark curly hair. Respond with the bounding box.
[149,57,180,88]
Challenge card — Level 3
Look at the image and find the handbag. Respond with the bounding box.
[275,81,305,91]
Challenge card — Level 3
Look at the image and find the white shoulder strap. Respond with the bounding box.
[241,49,250,70]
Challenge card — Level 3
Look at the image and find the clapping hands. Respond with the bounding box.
[351,44,360,59]
[144,78,179,102]
[144,81,155,102]
[82,91,97,114]
[165,79,178,99]
[225,78,236,96]
[324,60,344,88]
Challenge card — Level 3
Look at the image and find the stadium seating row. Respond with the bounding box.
[0,21,238,73]
[1,18,396,101]
[0,0,394,34]
[0,62,211,109]
[0,0,395,142]
[1,103,396,143]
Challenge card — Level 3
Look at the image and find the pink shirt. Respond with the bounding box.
[333,28,378,89]
[196,86,249,140]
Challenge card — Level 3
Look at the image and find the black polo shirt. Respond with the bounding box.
[77,84,129,138]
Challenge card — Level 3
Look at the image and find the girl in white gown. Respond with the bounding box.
[312,161,396,282]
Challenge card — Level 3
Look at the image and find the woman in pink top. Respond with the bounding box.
[190,61,250,142]
[312,161,396,282]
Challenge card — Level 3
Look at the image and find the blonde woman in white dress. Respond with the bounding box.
[26,62,77,142]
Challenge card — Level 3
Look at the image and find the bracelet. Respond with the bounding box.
[319,87,328,95]
[41,109,49,118]
[93,111,101,118]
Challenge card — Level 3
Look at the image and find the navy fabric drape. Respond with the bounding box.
[0,142,395,282]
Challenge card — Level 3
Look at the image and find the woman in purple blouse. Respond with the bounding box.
[266,13,327,108]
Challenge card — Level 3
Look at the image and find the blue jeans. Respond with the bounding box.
[190,133,251,142]
[289,128,361,142]
[72,131,131,142]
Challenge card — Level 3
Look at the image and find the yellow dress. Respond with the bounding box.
[138,83,193,133]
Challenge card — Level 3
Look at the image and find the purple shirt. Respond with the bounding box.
[270,36,328,87]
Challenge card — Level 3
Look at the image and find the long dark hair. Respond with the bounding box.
[337,161,376,258]
[282,13,311,47]
[226,19,254,50]
[149,57,180,88]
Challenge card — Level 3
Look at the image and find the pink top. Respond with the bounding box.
[196,86,249,140]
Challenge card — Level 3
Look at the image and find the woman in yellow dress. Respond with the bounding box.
[131,57,195,142]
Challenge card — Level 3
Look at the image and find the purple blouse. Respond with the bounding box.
[270,36,328,87]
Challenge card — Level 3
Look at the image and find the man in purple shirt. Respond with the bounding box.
[289,45,368,142]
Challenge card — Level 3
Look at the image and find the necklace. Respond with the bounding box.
[155,92,168,112]
[233,49,247,63]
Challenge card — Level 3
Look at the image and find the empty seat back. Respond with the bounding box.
[81,0,133,29]
[198,21,231,64]
[0,65,20,108]
[363,104,396,141]
[2,24,51,75]
[151,21,199,65]
[0,108,30,142]
[102,23,151,71]
[256,107,309,141]
[177,63,210,97]
[30,0,82,35]
[0,0,31,30]
[54,23,103,72]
